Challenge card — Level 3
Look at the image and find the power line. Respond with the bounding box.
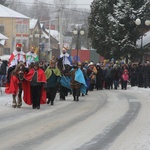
[6,1,91,7]
[7,1,90,14]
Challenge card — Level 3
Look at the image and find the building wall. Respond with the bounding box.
[0,18,13,54]
[45,49,101,63]
[0,17,29,55]
[71,49,100,63]
[90,50,100,63]
[29,23,41,54]
[15,18,29,53]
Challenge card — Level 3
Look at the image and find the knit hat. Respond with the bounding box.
[124,69,128,73]
[34,61,39,67]
[88,62,94,66]
[96,63,100,66]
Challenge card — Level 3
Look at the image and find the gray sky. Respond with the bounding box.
[18,0,93,9]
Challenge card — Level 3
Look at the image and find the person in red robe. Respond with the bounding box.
[23,61,47,109]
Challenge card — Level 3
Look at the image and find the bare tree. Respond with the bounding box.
[52,0,91,49]
[28,0,50,20]
[7,0,29,17]
[1,0,9,6]
[52,0,77,33]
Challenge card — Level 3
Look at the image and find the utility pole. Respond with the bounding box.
[59,8,63,55]
[49,3,52,60]
[21,19,23,44]
[49,19,51,60]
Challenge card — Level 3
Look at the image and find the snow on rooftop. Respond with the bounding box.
[0,33,8,45]
[40,23,44,29]
[0,33,8,40]
[45,29,60,41]
[30,19,38,29]
[81,46,88,50]
[0,4,29,19]
[42,31,49,39]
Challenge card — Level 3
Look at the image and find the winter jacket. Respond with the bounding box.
[0,60,7,75]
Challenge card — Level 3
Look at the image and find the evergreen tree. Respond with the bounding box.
[113,0,137,61]
[88,0,118,59]
[114,0,150,61]
[88,0,150,61]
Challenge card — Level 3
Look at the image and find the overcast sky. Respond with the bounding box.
[18,0,93,9]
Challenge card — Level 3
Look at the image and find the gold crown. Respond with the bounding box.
[50,60,55,63]
[31,46,35,50]
[78,62,82,66]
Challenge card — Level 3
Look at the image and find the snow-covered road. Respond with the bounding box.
[0,86,150,150]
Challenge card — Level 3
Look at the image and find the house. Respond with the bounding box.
[136,30,150,62]
[0,4,29,54]
[44,28,60,60]
[29,19,60,61]
[0,33,8,56]
[29,19,42,58]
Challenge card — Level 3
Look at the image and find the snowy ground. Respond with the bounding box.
[108,86,150,150]
[1,85,150,108]
[1,85,150,150]
[0,87,13,110]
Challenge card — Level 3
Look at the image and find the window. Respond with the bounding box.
[0,25,4,34]
[3,48,10,55]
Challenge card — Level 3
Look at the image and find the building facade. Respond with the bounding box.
[0,4,29,55]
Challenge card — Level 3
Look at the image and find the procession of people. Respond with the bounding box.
[3,43,150,109]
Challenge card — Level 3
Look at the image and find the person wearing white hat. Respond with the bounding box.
[59,47,73,100]
[96,63,100,66]
[87,62,97,91]
[88,61,94,66]
[60,47,72,69]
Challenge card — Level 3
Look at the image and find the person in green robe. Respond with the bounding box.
[45,59,61,105]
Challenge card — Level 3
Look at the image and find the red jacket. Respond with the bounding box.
[23,68,47,105]
[24,68,46,82]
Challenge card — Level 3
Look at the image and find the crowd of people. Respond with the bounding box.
[2,43,150,109]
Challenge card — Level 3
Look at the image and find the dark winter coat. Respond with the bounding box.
[0,60,7,75]
[142,65,150,78]
[112,67,120,81]
[96,66,104,80]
